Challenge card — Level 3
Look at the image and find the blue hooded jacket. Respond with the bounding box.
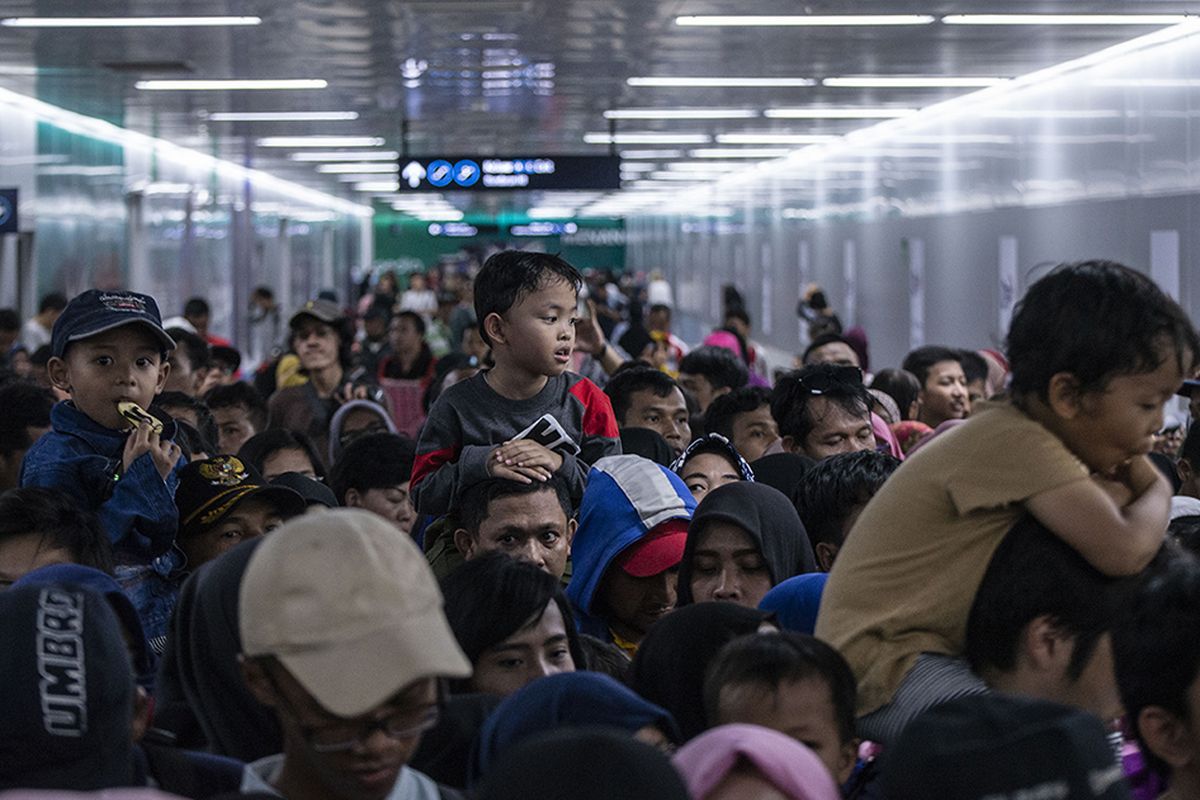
[564,455,696,640]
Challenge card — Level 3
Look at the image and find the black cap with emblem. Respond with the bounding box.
[175,455,306,537]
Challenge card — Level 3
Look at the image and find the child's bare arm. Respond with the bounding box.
[1025,454,1170,576]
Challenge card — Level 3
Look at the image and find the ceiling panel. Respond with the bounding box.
[0,0,1195,209]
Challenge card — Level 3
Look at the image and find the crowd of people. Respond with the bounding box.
[1,251,1199,800]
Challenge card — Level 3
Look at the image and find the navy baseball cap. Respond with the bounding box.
[1178,378,1200,398]
[51,289,176,358]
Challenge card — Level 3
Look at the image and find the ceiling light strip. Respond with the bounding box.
[676,15,935,26]
[0,85,371,217]
[137,79,327,91]
[1,16,261,27]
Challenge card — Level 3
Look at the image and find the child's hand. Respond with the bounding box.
[123,424,182,481]
[487,441,562,483]
[1112,454,1164,497]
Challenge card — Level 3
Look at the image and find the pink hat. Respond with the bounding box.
[672,724,841,800]
[702,330,746,361]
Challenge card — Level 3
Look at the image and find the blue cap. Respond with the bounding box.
[51,289,175,358]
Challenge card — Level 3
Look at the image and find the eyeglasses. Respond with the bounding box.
[794,364,864,394]
[264,667,440,753]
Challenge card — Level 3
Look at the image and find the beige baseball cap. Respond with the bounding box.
[239,508,471,718]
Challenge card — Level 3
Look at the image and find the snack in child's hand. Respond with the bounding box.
[118,401,163,435]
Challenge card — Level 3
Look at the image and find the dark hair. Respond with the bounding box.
[252,286,275,301]
[801,333,856,365]
[604,364,680,424]
[1180,422,1200,471]
[769,365,872,443]
[173,419,215,461]
[39,292,68,314]
[394,310,428,337]
[165,327,211,371]
[439,552,585,692]
[1170,516,1200,556]
[0,487,113,574]
[679,346,749,393]
[183,297,211,318]
[958,350,989,385]
[648,304,671,319]
[966,515,1133,684]
[869,369,921,422]
[473,251,582,347]
[705,386,772,441]
[205,382,269,432]
[794,451,901,549]
[1113,555,1200,778]
[329,432,415,503]
[155,391,218,449]
[0,308,18,332]
[703,631,857,745]
[578,634,630,682]
[1007,261,1199,402]
[453,476,572,539]
[901,345,963,389]
[0,382,54,456]
[724,307,750,327]
[238,429,327,481]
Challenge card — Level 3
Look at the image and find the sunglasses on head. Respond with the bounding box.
[795,364,864,395]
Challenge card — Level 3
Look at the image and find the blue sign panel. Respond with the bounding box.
[0,189,17,234]
[395,156,620,191]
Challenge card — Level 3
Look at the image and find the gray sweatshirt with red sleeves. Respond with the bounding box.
[409,370,621,516]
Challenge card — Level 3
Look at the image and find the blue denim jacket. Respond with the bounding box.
[21,401,185,554]
[21,401,188,651]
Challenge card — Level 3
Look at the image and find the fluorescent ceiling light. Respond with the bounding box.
[667,161,746,171]
[584,133,711,144]
[604,108,759,119]
[317,163,399,174]
[627,77,816,87]
[765,107,918,118]
[942,14,1187,26]
[336,173,398,182]
[677,14,934,26]
[353,181,401,193]
[259,136,385,148]
[690,148,792,158]
[620,163,659,172]
[823,76,1008,88]
[207,111,359,122]
[289,150,399,161]
[1,15,260,27]
[717,133,837,144]
[649,172,723,180]
[137,79,327,91]
[619,149,685,159]
[527,206,576,218]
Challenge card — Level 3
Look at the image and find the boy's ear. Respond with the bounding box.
[1045,372,1084,419]
[154,357,171,396]
[46,356,71,392]
[343,487,362,508]
[1021,614,1071,673]
[781,434,798,454]
[483,312,507,347]
[815,541,839,573]
[565,518,578,551]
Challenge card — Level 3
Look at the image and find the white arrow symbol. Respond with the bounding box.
[401,161,426,189]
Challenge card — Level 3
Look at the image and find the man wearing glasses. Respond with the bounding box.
[769,364,877,461]
[238,508,471,800]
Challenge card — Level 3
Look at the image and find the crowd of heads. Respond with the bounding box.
[0,254,1198,800]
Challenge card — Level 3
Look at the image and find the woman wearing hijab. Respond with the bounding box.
[470,672,679,785]
[677,482,816,609]
[479,728,690,800]
[155,537,281,761]
[628,602,775,742]
[673,724,841,800]
[758,573,830,636]
[671,433,755,502]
